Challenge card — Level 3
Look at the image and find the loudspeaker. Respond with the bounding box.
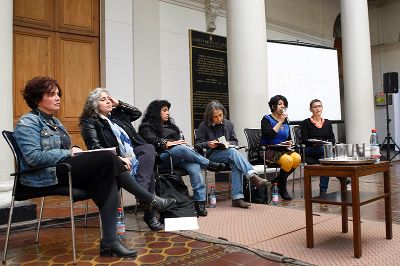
[383,72,398,93]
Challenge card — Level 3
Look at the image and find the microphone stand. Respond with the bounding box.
[379,92,400,161]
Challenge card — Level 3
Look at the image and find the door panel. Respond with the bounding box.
[56,33,99,145]
[13,26,54,120]
[14,0,53,30]
[57,0,99,36]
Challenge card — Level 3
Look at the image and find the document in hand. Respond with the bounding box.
[308,139,331,145]
[74,147,117,156]
[215,136,236,149]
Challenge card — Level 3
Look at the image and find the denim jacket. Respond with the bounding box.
[14,111,71,187]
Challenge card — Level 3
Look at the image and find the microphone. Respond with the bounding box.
[283,111,290,124]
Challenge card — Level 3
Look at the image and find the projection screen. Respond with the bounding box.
[267,41,342,122]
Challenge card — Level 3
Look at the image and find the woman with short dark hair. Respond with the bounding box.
[139,100,225,217]
[301,99,335,195]
[260,95,301,200]
[14,77,175,258]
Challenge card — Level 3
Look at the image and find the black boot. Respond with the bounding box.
[100,239,138,257]
[207,161,225,171]
[278,176,292,201]
[194,201,208,216]
[150,195,176,212]
[144,209,164,231]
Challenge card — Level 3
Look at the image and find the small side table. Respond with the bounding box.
[304,162,392,258]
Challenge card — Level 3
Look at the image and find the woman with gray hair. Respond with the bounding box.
[79,88,164,231]
[194,100,269,208]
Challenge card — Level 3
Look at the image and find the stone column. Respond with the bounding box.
[226,0,268,145]
[341,0,375,144]
[0,0,14,207]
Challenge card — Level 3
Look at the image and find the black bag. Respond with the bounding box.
[155,174,197,222]
[243,180,270,204]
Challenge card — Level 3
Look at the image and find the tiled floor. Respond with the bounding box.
[0,161,399,265]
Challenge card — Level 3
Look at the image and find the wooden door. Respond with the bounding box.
[13,0,100,148]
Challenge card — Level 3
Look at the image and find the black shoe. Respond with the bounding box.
[100,239,138,257]
[194,201,208,216]
[207,161,225,172]
[144,216,165,231]
[150,195,176,212]
[278,187,293,201]
[319,190,327,197]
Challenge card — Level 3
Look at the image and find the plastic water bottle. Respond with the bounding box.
[370,129,380,163]
[179,131,185,140]
[116,207,126,239]
[209,186,216,208]
[272,183,279,206]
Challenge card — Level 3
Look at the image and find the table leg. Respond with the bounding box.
[351,175,361,258]
[340,178,348,233]
[384,169,392,239]
[304,169,314,248]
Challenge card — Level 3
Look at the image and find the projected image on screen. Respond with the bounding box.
[267,42,342,122]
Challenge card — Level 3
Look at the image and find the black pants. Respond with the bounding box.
[134,144,156,194]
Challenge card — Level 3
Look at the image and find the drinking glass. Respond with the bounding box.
[353,143,366,160]
[323,144,333,159]
[335,144,346,159]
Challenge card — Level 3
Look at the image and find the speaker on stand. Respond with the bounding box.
[380,72,400,161]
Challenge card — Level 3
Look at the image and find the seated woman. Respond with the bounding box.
[138,100,225,217]
[260,95,301,200]
[194,100,268,208]
[14,77,175,258]
[301,99,335,196]
[79,88,163,231]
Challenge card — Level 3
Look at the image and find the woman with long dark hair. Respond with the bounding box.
[139,100,225,217]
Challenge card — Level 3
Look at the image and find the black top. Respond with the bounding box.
[300,118,335,146]
[80,101,147,155]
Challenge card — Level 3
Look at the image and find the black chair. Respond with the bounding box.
[193,129,233,207]
[2,130,92,265]
[243,128,279,203]
[290,125,305,199]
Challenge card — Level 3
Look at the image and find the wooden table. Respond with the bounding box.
[304,162,392,258]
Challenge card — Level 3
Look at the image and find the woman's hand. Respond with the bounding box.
[166,140,186,148]
[208,140,218,149]
[109,96,120,107]
[70,146,83,157]
[119,157,132,171]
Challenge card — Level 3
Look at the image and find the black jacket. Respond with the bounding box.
[80,101,147,155]
[300,118,335,147]
[194,119,238,155]
[138,121,180,152]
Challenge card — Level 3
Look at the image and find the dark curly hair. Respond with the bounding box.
[140,100,179,133]
[22,77,62,109]
[268,95,288,113]
[203,100,227,127]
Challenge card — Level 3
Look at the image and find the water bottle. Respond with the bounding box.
[272,183,279,206]
[370,129,380,163]
[116,207,126,239]
[209,186,216,208]
[179,131,185,140]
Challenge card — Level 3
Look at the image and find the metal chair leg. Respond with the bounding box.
[3,196,16,263]
[84,201,88,228]
[205,169,209,207]
[67,172,77,265]
[99,214,103,239]
[119,189,125,217]
[35,197,45,243]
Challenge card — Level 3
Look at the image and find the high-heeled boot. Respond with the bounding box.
[100,239,138,257]
[150,195,176,211]
[144,208,164,231]
[277,170,293,201]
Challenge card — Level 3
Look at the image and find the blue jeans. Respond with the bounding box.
[305,146,329,191]
[209,148,255,200]
[160,145,208,201]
